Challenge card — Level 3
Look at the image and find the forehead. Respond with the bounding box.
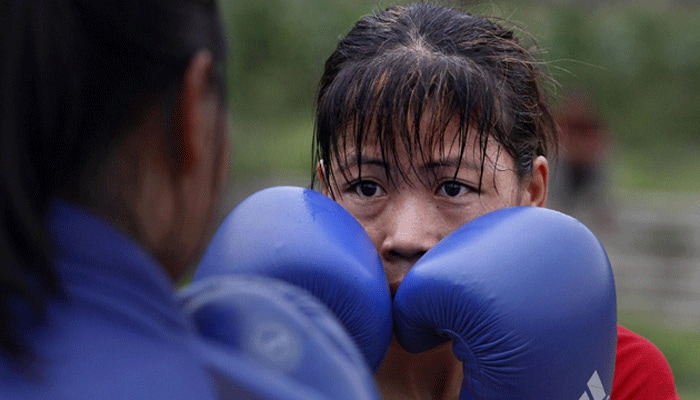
[335,112,487,167]
[329,114,518,192]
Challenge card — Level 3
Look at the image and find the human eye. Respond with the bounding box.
[437,180,474,198]
[349,180,386,198]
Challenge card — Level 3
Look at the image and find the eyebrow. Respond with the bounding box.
[335,155,388,174]
[336,155,482,175]
[423,158,481,172]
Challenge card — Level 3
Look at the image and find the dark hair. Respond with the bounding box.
[312,3,557,195]
[0,0,227,360]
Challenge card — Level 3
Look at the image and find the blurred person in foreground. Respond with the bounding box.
[0,1,378,398]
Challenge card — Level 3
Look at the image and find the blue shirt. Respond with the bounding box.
[0,201,319,400]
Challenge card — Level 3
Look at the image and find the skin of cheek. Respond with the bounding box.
[333,184,519,294]
[172,110,230,280]
[322,136,531,285]
[377,175,525,249]
[192,114,231,259]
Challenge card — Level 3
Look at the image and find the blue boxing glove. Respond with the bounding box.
[193,186,392,371]
[180,275,380,399]
[393,207,617,399]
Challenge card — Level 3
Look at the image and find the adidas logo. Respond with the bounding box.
[579,371,610,400]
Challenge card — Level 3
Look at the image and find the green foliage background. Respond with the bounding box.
[219,1,700,397]
[221,0,700,192]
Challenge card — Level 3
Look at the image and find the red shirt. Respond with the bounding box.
[612,325,680,399]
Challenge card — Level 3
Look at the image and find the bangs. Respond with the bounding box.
[316,46,500,189]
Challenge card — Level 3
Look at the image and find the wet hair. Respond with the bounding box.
[312,3,557,196]
[0,0,227,360]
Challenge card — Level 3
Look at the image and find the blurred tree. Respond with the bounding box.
[223,0,700,190]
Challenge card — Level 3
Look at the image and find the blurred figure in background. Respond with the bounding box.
[549,88,615,228]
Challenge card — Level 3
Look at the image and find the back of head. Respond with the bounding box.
[0,0,226,362]
[313,3,557,193]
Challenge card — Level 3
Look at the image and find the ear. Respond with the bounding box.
[317,160,330,196]
[523,156,549,207]
[177,50,218,173]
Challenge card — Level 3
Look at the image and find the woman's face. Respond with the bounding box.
[322,116,548,296]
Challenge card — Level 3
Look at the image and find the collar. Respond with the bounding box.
[47,200,192,334]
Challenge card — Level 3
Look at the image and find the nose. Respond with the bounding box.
[380,194,441,296]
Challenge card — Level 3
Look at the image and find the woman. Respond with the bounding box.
[312,3,680,399]
[0,1,345,398]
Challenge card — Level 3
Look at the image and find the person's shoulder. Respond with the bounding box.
[616,324,673,367]
[0,333,216,400]
[0,298,217,400]
[613,324,680,400]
